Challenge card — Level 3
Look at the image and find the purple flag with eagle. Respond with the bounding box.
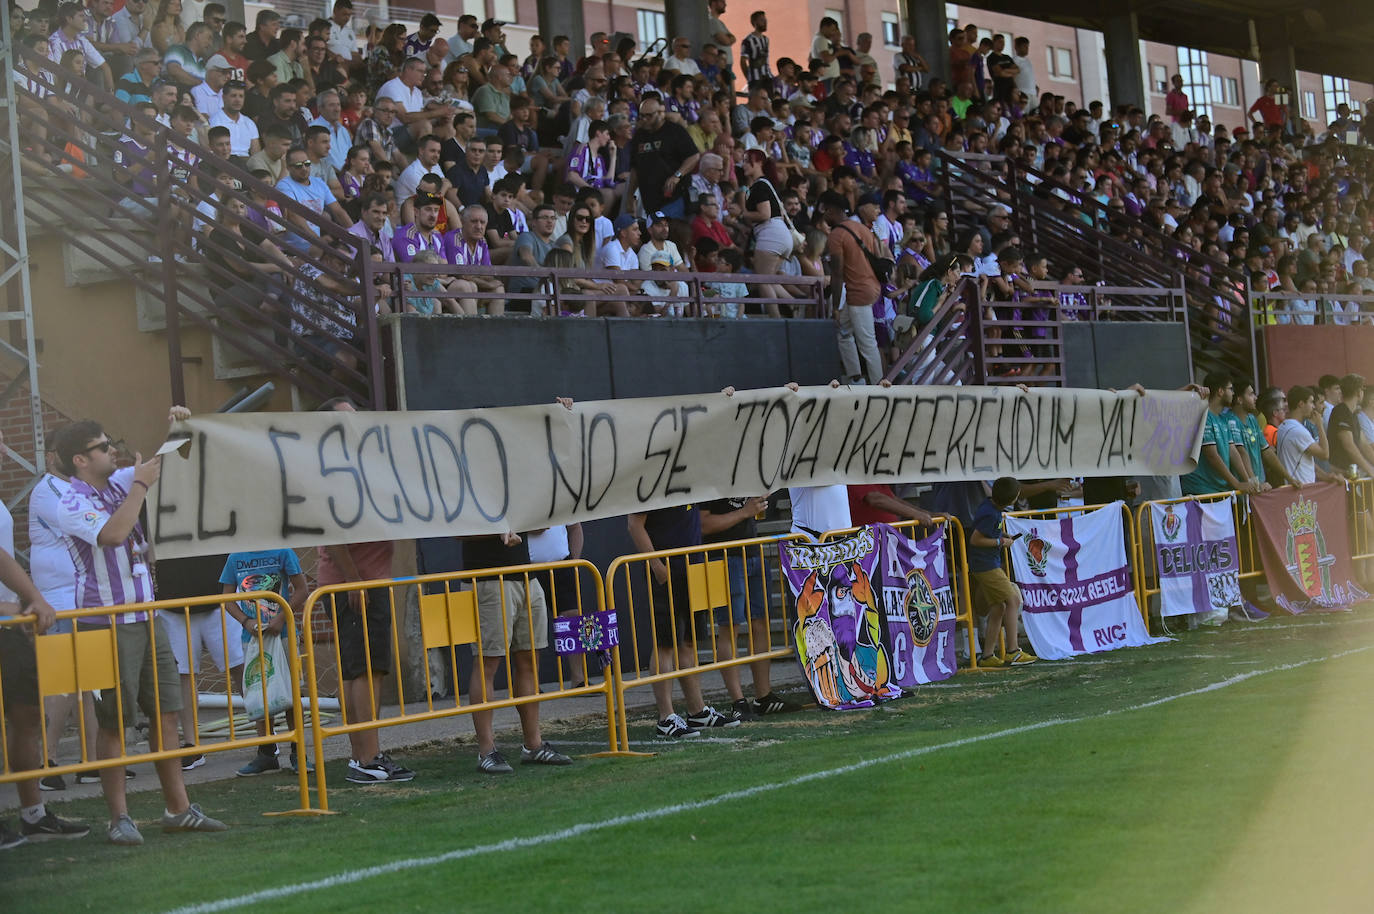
[870,525,959,686]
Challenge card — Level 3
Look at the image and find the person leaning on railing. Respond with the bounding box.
[0,437,92,848]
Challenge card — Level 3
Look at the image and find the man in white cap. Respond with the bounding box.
[191,53,232,118]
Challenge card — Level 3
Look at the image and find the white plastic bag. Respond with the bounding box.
[242,634,293,720]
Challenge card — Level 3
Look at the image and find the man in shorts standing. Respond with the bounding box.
[968,476,1037,668]
[464,531,572,773]
[52,413,227,845]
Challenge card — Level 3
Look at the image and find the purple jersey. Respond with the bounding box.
[446,234,491,267]
[55,467,154,622]
[565,143,609,188]
[114,138,155,197]
[665,95,700,124]
[392,223,446,262]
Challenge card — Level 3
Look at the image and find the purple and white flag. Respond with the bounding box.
[1149,497,1241,620]
[1005,502,1168,660]
[872,524,958,686]
[551,610,619,656]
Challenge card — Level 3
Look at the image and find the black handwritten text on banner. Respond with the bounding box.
[150,386,1206,558]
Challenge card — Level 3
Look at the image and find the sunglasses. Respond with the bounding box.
[289,160,312,167]
[81,440,114,455]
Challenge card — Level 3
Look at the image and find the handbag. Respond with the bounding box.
[838,224,895,286]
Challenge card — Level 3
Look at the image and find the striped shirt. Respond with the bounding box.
[56,467,154,622]
[740,32,771,84]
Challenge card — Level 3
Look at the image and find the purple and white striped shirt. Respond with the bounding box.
[56,467,154,623]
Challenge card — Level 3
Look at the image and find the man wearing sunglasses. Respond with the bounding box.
[51,410,228,845]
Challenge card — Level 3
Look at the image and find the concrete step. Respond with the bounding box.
[135,273,212,333]
[209,317,270,381]
[61,229,156,287]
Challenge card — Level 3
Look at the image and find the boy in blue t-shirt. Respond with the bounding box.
[220,550,308,776]
[968,477,1038,668]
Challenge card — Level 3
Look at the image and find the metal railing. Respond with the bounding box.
[12,43,384,408]
[934,149,1255,383]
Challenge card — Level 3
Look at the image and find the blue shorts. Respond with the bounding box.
[713,551,771,628]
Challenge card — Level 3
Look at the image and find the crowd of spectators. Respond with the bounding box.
[9,0,1374,381]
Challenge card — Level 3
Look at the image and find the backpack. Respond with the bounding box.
[837,223,895,286]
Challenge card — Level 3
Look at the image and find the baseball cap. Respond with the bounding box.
[481,18,506,31]
[414,192,442,209]
[650,211,670,224]
[649,250,673,266]
[613,213,637,232]
[206,54,233,71]
[858,192,882,208]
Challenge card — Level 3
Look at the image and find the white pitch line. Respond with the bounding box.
[165,644,1374,914]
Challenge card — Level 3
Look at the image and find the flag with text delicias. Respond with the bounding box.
[871,525,959,686]
[1005,502,1168,660]
[1250,483,1370,614]
[1149,497,1242,620]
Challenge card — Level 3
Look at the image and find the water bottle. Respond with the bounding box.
[1350,464,1361,481]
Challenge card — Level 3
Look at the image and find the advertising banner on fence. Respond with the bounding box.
[150,385,1207,558]
[1250,483,1370,613]
[1149,497,1242,621]
[1006,502,1167,660]
[874,525,959,686]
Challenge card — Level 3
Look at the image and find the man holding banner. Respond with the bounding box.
[1182,372,1268,497]
[968,477,1036,667]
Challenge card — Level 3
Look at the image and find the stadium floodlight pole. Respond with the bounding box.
[0,8,47,484]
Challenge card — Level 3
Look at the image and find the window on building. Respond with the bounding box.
[1322,75,1351,122]
[1151,64,1169,94]
[491,0,516,24]
[463,0,485,18]
[1209,75,1239,107]
[881,12,901,48]
[1045,46,1073,79]
[1301,90,1317,120]
[636,9,667,48]
[1175,46,1211,119]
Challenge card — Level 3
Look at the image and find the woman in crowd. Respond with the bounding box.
[151,0,185,55]
[338,144,373,208]
[553,204,629,315]
[740,149,794,318]
[367,23,407,96]
[528,56,570,118]
[438,59,475,112]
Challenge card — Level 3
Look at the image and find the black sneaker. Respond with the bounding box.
[686,705,743,729]
[21,811,91,842]
[345,752,415,784]
[477,749,514,773]
[655,714,701,739]
[0,820,26,850]
[39,761,66,792]
[76,767,136,785]
[181,743,205,771]
[753,692,802,715]
[732,698,757,721]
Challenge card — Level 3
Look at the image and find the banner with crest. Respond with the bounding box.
[1005,502,1168,660]
[1149,497,1242,620]
[1251,484,1370,614]
[872,525,960,687]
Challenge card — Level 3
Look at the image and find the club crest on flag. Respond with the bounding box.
[903,568,939,647]
[1025,528,1051,577]
[1284,496,1335,600]
[1161,504,1182,542]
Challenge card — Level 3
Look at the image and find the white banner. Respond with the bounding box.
[1149,497,1241,620]
[1006,502,1170,660]
[150,385,1207,559]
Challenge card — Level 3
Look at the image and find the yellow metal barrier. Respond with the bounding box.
[818,517,981,671]
[605,533,807,751]
[1002,502,1148,633]
[0,592,317,816]
[299,559,620,810]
